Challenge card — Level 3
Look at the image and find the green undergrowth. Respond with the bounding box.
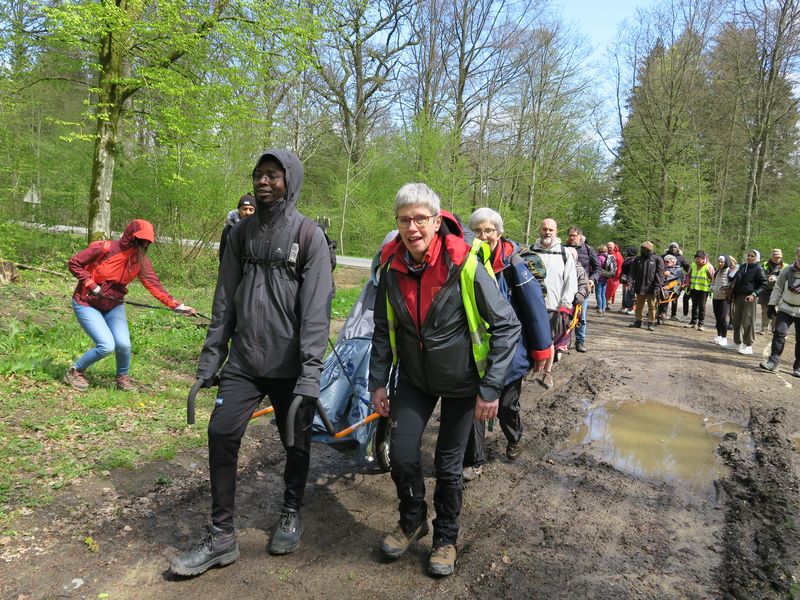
[0,223,364,530]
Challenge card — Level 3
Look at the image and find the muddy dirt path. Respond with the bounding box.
[2,308,798,599]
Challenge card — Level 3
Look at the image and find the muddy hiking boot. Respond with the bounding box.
[381,521,429,559]
[115,374,134,391]
[462,465,482,482]
[169,525,239,577]
[575,341,586,353]
[506,441,523,461]
[64,367,89,392]
[268,508,303,555]
[428,544,457,576]
[539,371,554,390]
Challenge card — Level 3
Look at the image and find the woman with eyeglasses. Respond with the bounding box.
[461,207,552,481]
[368,184,520,577]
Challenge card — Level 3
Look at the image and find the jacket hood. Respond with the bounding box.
[748,249,761,262]
[120,219,155,249]
[253,149,304,223]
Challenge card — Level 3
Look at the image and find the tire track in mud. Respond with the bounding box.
[718,407,800,599]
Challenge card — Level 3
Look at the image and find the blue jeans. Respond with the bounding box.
[575,297,589,343]
[595,280,608,311]
[72,299,131,375]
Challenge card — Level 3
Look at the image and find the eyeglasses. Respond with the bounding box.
[396,214,438,228]
[252,171,284,183]
[472,227,497,236]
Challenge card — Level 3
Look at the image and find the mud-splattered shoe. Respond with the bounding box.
[64,367,89,391]
[268,508,303,555]
[506,441,523,461]
[381,521,429,559]
[462,465,483,482]
[428,544,456,576]
[169,525,238,577]
[115,374,134,391]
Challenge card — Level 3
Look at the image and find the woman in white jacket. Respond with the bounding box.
[760,246,800,377]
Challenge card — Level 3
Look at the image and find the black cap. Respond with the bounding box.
[238,194,255,208]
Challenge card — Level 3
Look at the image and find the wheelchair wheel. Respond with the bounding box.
[374,416,392,473]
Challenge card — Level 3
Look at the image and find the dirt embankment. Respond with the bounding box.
[2,310,799,599]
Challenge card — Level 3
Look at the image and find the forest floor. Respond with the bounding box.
[2,294,799,599]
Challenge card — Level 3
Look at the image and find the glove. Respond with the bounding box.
[767,305,777,319]
[197,375,219,388]
[559,305,572,317]
[90,285,102,296]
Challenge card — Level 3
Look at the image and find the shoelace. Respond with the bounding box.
[279,512,296,531]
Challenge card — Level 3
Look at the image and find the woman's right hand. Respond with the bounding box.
[371,387,390,417]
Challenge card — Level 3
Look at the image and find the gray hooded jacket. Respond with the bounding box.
[197,150,332,398]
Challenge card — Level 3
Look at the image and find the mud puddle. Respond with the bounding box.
[557,400,749,498]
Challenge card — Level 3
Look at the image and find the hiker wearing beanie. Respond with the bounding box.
[758,249,785,334]
[64,220,197,392]
[628,241,664,331]
[685,250,714,331]
[219,194,256,262]
[171,150,333,576]
[730,249,767,355]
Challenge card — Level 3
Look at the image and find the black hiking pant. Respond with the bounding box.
[769,311,800,368]
[713,298,730,338]
[208,364,314,533]
[464,378,524,467]
[690,290,709,325]
[389,378,474,547]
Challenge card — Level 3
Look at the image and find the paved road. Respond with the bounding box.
[19,222,372,269]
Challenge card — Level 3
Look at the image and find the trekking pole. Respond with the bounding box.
[98,293,212,321]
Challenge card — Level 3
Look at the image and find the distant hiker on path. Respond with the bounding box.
[64,219,197,392]
[170,149,333,577]
[218,194,255,262]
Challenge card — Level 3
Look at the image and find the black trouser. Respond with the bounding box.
[690,289,709,325]
[769,311,800,368]
[713,298,730,338]
[682,290,691,316]
[208,364,314,533]
[389,378,474,547]
[670,289,682,317]
[464,378,524,468]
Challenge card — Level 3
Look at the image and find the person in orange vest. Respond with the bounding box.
[65,220,197,391]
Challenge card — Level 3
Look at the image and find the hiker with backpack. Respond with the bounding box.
[170,149,333,576]
[461,207,552,482]
[595,244,617,316]
[64,219,197,392]
[369,184,520,577]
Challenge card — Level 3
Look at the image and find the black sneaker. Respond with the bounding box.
[506,441,523,461]
[169,525,239,577]
[628,320,642,328]
[575,341,586,353]
[268,508,303,555]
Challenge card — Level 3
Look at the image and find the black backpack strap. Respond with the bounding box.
[295,217,317,274]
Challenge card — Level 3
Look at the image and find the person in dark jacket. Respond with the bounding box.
[619,246,637,314]
[760,246,800,377]
[218,194,255,262]
[461,207,552,481]
[64,220,197,392]
[567,226,599,352]
[170,150,333,577]
[664,242,690,320]
[758,249,785,334]
[369,184,520,577]
[628,241,664,331]
[730,249,767,355]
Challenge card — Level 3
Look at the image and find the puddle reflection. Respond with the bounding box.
[566,402,743,496]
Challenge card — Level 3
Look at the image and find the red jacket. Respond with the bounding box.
[68,220,178,313]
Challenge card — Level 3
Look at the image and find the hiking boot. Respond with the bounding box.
[428,544,457,576]
[64,367,89,392]
[169,525,239,577]
[381,521,429,559]
[759,360,778,372]
[737,345,753,355]
[575,341,586,353]
[115,374,134,391]
[646,322,655,331]
[506,441,523,461]
[268,508,303,555]
[697,325,704,332]
[628,320,642,328]
[462,465,483,482]
[539,371,554,389]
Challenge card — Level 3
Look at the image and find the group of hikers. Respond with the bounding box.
[617,241,800,377]
[59,148,800,579]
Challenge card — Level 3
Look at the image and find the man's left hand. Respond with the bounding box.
[475,395,499,421]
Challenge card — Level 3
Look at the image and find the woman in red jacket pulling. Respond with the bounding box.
[64,219,196,391]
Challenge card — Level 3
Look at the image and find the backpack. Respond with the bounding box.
[600,254,617,278]
[517,247,549,296]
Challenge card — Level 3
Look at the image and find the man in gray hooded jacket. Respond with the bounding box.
[170,150,333,576]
